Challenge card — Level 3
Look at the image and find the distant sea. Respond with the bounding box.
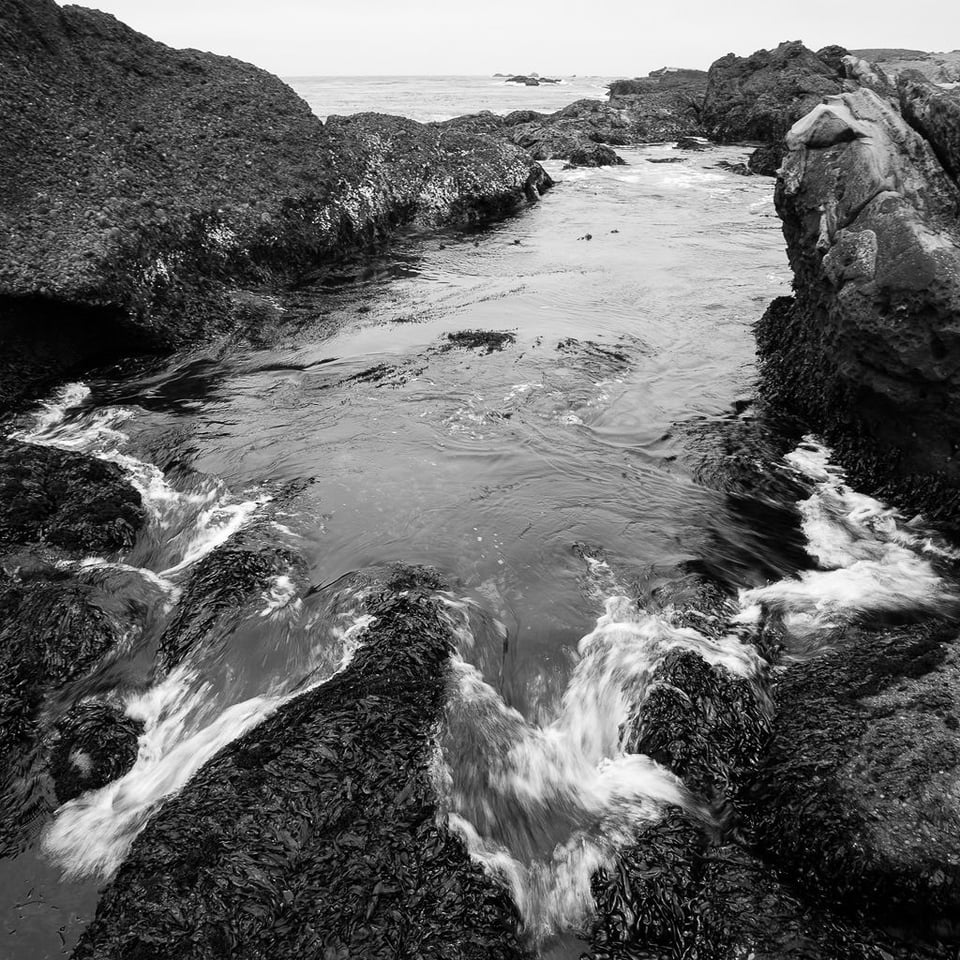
[284,75,620,122]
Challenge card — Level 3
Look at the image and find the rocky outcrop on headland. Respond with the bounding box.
[701,41,848,143]
[756,86,960,521]
[0,0,551,410]
[853,48,960,84]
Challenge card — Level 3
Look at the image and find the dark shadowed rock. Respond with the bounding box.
[0,438,143,553]
[756,88,960,520]
[701,41,845,142]
[49,699,143,805]
[0,0,551,408]
[747,141,786,176]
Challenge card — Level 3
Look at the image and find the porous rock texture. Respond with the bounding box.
[0,0,551,409]
[756,87,960,521]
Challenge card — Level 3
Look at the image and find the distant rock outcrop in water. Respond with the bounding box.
[0,0,551,410]
[757,83,960,521]
[440,68,708,167]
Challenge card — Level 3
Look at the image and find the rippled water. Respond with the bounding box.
[9,146,955,957]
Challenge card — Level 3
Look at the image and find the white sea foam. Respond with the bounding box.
[43,610,377,879]
[10,381,270,575]
[738,437,955,632]
[437,595,761,940]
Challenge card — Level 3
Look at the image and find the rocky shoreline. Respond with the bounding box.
[3,1,960,958]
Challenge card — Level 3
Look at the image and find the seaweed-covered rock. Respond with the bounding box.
[73,576,529,960]
[747,618,960,939]
[701,41,845,142]
[49,699,143,805]
[157,541,305,673]
[0,0,551,408]
[756,88,960,521]
[0,438,143,553]
[0,575,126,854]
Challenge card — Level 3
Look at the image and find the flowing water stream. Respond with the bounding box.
[3,146,957,957]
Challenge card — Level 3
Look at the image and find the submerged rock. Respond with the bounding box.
[756,87,960,520]
[72,571,529,959]
[0,0,552,408]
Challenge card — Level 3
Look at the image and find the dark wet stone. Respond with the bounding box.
[49,699,143,805]
[157,541,305,673]
[746,617,960,940]
[73,574,529,960]
[0,438,144,553]
[747,141,785,176]
[0,575,125,855]
[443,330,517,354]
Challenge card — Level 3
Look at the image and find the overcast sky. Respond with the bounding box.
[75,1,960,77]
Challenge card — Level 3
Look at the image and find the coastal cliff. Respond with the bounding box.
[756,84,960,522]
[0,0,551,411]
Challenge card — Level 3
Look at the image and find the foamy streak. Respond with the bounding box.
[438,595,760,939]
[43,611,376,879]
[738,438,955,632]
[10,382,269,575]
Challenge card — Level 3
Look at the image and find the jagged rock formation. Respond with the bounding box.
[0,0,551,410]
[756,86,960,520]
[701,41,847,142]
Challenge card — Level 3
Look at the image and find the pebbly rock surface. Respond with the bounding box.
[0,0,551,409]
[72,569,530,960]
[756,87,960,521]
[701,41,846,142]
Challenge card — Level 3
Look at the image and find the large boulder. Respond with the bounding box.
[0,0,551,408]
[756,88,960,521]
[701,41,845,142]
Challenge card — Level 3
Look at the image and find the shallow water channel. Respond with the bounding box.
[2,146,849,956]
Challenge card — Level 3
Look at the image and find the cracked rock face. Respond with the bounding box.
[757,87,960,521]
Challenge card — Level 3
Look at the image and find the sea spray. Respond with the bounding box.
[738,437,957,636]
[435,594,762,941]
